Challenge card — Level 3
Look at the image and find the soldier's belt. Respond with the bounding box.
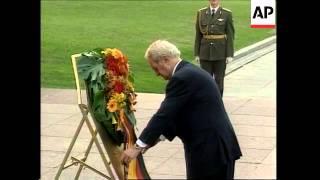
[203,34,226,39]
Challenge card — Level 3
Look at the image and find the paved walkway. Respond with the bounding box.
[41,46,276,179]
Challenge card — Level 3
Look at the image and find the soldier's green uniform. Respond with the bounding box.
[194,6,234,97]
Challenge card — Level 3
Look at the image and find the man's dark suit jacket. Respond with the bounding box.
[139,60,242,178]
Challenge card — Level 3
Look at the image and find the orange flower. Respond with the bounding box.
[119,64,128,76]
[112,48,124,59]
[119,55,128,64]
[107,99,118,112]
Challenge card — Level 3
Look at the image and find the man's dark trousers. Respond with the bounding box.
[200,59,226,97]
[191,160,235,179]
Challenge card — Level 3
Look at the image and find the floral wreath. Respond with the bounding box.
[77,48,137,145]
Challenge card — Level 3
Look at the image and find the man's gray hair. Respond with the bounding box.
[144,40,181,62]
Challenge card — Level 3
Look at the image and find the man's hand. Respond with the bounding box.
[120,147,141,165]
[195,56,200,63]
[226,57,233,64]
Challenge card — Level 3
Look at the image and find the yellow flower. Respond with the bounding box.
[101,48,112,56]
[112,92,126,103]
[107,99,118,112]
[127,82,135,92]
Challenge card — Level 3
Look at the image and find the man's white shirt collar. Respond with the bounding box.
[172,59,182,76]
[210,5,220,14]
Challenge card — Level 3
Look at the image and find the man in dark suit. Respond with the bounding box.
[121,40,242,179]
[194,0,235,97]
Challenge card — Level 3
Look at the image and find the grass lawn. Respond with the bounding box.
[41,0,275,93]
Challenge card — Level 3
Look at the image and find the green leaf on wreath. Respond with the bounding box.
[99,116,123,145]
[92,90,104,111]
[128,71,134,83]
[125,108,136,126]
[111,114,117,124]
[82,48,104,59]
[77,56,105,82]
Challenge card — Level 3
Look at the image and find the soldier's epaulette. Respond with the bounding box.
[222,8,232,12]
[198,7,207,12]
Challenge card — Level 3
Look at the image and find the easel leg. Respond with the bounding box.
[85,116,116,180]
[74,130,98,180]
[54,115,86,180]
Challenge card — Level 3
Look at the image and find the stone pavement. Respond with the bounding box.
[41,45,276,179]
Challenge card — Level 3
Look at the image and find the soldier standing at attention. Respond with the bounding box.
[194,0,234,97]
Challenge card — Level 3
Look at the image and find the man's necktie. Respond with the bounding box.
[212,9,215,16]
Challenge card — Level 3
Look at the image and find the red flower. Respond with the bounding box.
[107,57,121,75]
[114,81,124,93]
